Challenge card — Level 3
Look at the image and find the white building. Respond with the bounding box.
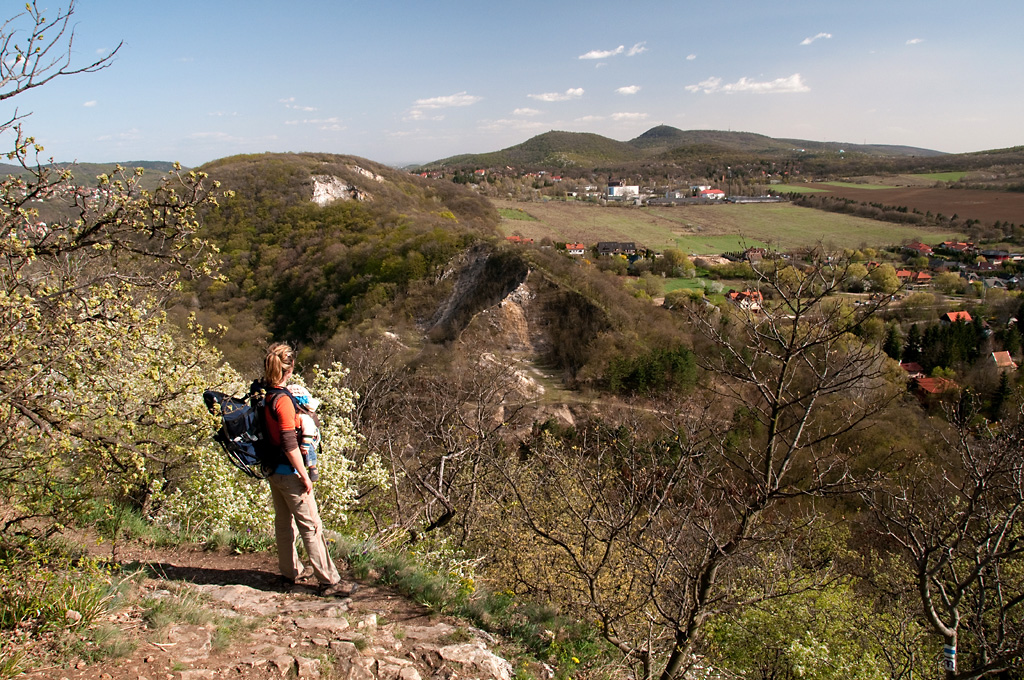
[607,181,640,198]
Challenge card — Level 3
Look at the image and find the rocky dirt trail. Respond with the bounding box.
[21,544,516,680]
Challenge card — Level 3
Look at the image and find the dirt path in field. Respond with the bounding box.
[18,542,516,680]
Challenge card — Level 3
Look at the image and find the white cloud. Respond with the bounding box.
[528,88,584,102]
[579,45,624,60]
[575,115,604,123]
[800,32,832,45]
[513,108,542,116]
[612,112,649,121]
[413,91,483,109]
[403,109,445,122]
[478,119,548,133]
[406,91,481,123]
[616,85,641,95]
[285,117,342,127]
[906,38,924,45]
[685,73,810,94]
[208,111,238,117]
[277,96,318,112]
[579,42,646,60]
[83,100,97,108]
[686,54,697,61]
[627,42,647,57]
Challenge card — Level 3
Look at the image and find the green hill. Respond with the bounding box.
[189,152,499,364]
[0,160,183,191]
[421,126,946,171]
[432,130,641,169]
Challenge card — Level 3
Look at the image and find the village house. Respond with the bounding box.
[942,311,973,324]
[597,241,637,256]
[606,181,640,199]
[566,242,586,256]
[981,249,1011,263]
[900,362,926,379]
[905,241,934,257]
[939,240,975,254]
[699,188,726,200]
[727,290,763,311]
[913,376,959,402]
[992,351,1018,371]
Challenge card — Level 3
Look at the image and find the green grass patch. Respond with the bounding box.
[141,588,215,631]
[663,278,706,293]
[0,650,27,680]
[772,184,829,193]
[494,199,963,254]
[910,171,968,182]
[822,181,899,190]
[499,207,539,221]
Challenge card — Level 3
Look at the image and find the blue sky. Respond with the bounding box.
[8,0,1024,167]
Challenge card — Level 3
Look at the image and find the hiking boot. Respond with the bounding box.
[319,581,358,597]
[280,566,314,586]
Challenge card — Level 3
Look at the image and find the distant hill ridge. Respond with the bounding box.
[420,125,946,170]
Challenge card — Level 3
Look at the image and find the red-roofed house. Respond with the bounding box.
[700,188,726,200]
[906,241,934,256]
[566,243,586,256]
[940,240,975,253]
[913,376,959,402]
[992,351,1018,371]
[942,311,973,324]
[727,290,763,311]
[900,362,925,378]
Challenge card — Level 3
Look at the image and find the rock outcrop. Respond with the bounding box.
[311,175,371,205]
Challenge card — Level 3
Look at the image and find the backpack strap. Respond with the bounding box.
[261,385,304,468]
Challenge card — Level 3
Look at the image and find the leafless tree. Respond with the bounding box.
[489,259,902,680]
[866,400,1024,680]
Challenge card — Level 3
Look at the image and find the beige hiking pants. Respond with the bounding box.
[268,472,340,585]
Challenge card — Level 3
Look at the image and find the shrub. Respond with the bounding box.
[159,361,388,535]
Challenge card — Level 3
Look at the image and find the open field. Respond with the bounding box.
[911,172,969,182]
[822,181,900,190]
[773,185,828,194]
[498,207,538,221]
[778,184,1024,224]
[494,199,964,254]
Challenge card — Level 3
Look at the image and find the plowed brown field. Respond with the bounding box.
[813,186,1024,224]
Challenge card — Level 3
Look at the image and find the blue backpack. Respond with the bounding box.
[203,382,298,479]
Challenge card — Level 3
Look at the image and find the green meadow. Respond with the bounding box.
[498,207,539,221]
[773,184,829,194]
[822,181,899,190]
[493,199,964,254]
[909,171,969,182]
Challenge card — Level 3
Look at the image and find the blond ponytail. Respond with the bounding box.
[264,342,295,386]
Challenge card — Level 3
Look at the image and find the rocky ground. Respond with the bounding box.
[17,543,520,680]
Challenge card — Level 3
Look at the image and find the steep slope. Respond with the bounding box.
[189,152,499,364]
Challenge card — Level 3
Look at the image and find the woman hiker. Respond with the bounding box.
[262,342,352,597]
